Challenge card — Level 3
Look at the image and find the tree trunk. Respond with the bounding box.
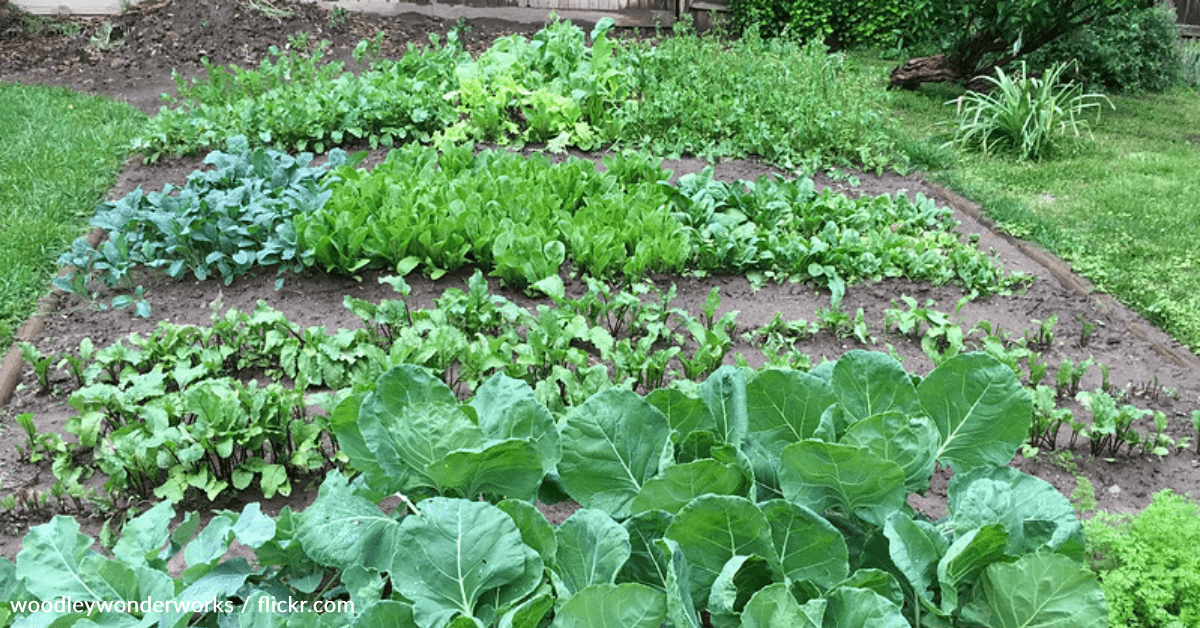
[888,55,962,90]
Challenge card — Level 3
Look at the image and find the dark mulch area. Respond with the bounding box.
[1,0,1198,559]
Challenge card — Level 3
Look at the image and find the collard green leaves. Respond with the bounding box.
[558,388,672,518]
[919,353,1032,472]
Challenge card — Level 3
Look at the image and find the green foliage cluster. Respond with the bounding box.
[132,33,464,160]
[625,33,901,170]
[1087,490,1200,628]
[56,136,346,315]
[885,0,1154,90]
[43,273,746,502]
[2,351,1111,628]
[298,144,1022,301]
[439,19,636,150]
[947,62,1110,161]
[50,304,356,503]
[130,20,909,171]
[1028,3,1185,93]
[297,144,687,292]
[668,169,1024,304]
[726,0,912,48]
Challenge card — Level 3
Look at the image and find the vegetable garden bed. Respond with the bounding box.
[2,2,1200,626]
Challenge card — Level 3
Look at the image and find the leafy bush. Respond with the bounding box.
[1028,3,1185,93]
[623,33,903,170]
[947,62,1111,160]
[727,0,912,48]
[4,350,1112,626]
[439,18,636,150]
[1087,490,1200,628]
[887,0,1155,91]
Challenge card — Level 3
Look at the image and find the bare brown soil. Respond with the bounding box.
[2,0,1198,560]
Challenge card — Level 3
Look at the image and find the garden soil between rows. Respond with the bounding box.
[2,0,1199,561]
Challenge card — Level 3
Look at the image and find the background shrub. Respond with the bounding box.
[1086,490,1200,628]
[727,0,915,49]
[1028,3,1185,93]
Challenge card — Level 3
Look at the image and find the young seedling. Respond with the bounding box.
[1192,408,1200,454]
[1026,315,1057,351]
[1055,356,1094,401]
[56,337,96,389]
[1078,315,1097,348]
[18,342,55,395]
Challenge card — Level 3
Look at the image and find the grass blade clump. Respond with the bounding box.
[948,62,1110,161]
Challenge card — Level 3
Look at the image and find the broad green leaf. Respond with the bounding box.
[746,369,835,455]
[559,388,671,518]
[700,366,749,445]
[497,591,554,628]
[112,501,173,568]
[352,600,420,628]
[162,559,254,627]
[341,564,384,614]
[553,509,631,597]
[665,495,778,604]
[948,467,1083,558]
[184,515,234,568]
[427,439,545,500]
[358,365,479,481]
[937,524,1010,614]
[831,351,920,425]
[741,583,824,628]
[778,441,908,526]
[471,373,539,416]
[883,513,949,605]
[472,374,561,471]
[960,553,1107,628]
[392,498,531,628]
[760,500,848,590]
[655,538,700,628]
[708,555,775,626]
[646,388,714,438]
[15,516,100,601]
[330,391,401,493]
[838,569,904,608]
[824,587,909,628]
[617,511,672,588]
[840,412,939,493]
[551,583,666,628]
[231,502,277,549]
[295,471,399,571]
[917,353,1032,472]
[497,499,557,568]
[630,459,747,516]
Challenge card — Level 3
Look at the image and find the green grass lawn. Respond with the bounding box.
[871,58,1200,350]
[0,82,144,347]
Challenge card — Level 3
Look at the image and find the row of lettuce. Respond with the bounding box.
[132,20,903,172]
[56,137,1024,318]
[5,350,1114,628]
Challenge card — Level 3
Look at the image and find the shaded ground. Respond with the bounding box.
[1,0,1198,559]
